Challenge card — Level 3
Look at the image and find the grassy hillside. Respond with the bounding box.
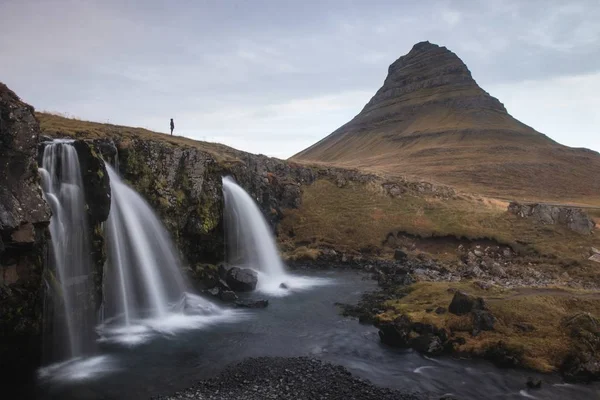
[280,179,600,281]
[37,112,242,163]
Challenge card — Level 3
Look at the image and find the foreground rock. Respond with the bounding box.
[225,267,258,292]
[154,357,421,400]
[0,83,51,384]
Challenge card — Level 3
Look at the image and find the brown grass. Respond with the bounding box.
[378,281,600,372]
[36,112,242,163]
[282,179,599,257]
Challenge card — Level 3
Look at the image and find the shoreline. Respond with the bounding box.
[153,356,423,400]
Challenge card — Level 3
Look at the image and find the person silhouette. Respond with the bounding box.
[170,118,174,135]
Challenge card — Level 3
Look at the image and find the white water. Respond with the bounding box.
[222,176,329,296]
[101,165,236,346]
[39,140,95,360]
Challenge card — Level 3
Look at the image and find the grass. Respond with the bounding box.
[36,112,243,164]
[280,179,600,280]
[377,281,600,372]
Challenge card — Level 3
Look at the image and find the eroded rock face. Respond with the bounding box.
[0,83,51,381]
[508,202,596,235]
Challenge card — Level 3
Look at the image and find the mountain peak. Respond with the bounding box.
[362,41,505,115]
[291,42,600,202]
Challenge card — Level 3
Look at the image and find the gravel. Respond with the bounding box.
[154,356,424,400]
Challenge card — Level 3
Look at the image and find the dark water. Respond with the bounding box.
[36,270,599,399]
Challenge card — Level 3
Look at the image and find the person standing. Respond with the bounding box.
[170,118,175,135]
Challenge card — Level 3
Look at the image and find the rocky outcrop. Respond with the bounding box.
[508,202,596,235]
[0,83,51,382]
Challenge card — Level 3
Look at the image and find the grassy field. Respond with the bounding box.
[280,179,600,282]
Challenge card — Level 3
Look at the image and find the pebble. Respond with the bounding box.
[154,357,422,400]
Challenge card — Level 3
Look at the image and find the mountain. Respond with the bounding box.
[292,41,600,205]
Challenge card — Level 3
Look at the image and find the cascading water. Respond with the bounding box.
[100,165,229,344]
[222,176,328,295]
[39,140,95,361]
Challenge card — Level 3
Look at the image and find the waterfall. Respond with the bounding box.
[39,140,95,360]
[222,176,296,294]
[222,176,331,295]
[103,164,189,323]
[99,164,230,346]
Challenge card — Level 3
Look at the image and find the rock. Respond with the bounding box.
[279,282,289,289]
[474,280,492,290]
[219,290,237,302]
[218,263,231,280]
[394,249,408,261]
[526,377,542,389]
[593,247,600,255]
[234,299,269,309]
[207,287,219,297]
[483,341,524,368]
[410,334,444,355]
[589,254,600,264]
[435,307,447,315]
[508,202,595,235]
[226,267,258,292]
[378,315,413,347]
[472,310,495,335]
[0,83,51,382]
[448,291,485,316]
[473,249,483,257]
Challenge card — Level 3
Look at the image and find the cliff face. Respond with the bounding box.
[92,138,320,270]
[292,41,600,204]
[0,83,51,380]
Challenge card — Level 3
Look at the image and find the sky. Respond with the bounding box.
[1,0,599,158]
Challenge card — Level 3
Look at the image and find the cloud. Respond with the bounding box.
[489,72,600,152]
[0,0,599,158]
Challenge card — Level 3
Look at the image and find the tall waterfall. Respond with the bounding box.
[103,164,189,323]
[222,176,308,295]
[39,140,95,360]
[100,165,228,345]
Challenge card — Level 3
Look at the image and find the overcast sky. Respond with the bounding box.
[1,0,599,158]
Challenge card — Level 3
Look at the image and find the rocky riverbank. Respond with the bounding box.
[154,357,423,400]
[333,250,600,382]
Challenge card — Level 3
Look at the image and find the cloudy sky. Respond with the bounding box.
[1,0,599,158]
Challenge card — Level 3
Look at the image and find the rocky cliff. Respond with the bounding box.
[292,41,600,204]
[0,83,51,383]
[0,84,111,384]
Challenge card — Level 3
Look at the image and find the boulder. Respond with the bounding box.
[378,315,413,347]
[234,299,269,309]
[219,290,237,302]
[508,202,595,235]
[472,310,495,335]
[448,291,485,316]
[526,377,542,389]
[225,267,258,292]
[279,282,289,289]
[410,334,444,355]
[394,249,407,261]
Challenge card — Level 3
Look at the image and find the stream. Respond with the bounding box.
[35,270,599,399]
